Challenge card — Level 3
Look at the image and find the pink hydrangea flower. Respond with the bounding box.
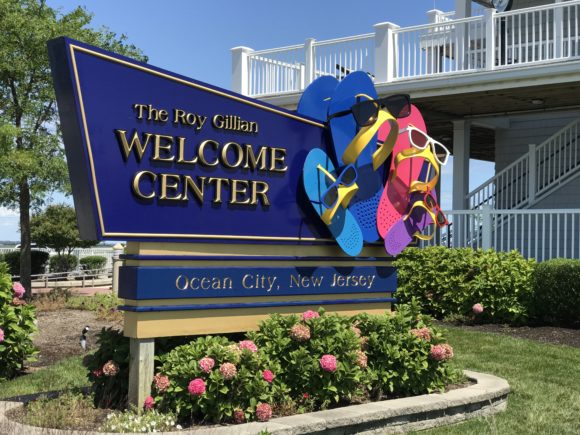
[410,327,432,341]
[238,340,258,353]
[430,344,454,361]
[255,403,272,422]
[102,360,119,376]
[143,395,154,410]
[355,350,368,369]
[262,369,275,383]
[319,354,338,372]
[198,357,215,373]
[351,326,362,337]
[12,282,25,299]
[153,373,170,392]
[290,324,311,342]
[0,328,4,343]
[302,310,320,321]
[472,303,484,314]
[233,409,245,424]
[219,362,237,380]
[188,378,206,396]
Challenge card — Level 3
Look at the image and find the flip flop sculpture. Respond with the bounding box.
[298,74,449,256]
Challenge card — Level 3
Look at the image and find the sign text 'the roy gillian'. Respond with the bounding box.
[115,103,288,207]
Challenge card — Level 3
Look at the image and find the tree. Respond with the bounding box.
[31,204,97,256]
[0,0,146,297]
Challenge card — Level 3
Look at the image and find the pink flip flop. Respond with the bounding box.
[376,105,427,239]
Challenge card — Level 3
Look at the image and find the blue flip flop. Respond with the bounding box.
[303,148,363,257]
[297,76,339,122]
[328,71,383,243]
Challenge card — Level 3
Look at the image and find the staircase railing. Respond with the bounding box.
[467,118,580,210]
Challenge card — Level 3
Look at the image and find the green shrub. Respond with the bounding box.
[49,254,78,273]
[0,264,38,380]
[79,256,107,271]
[3,250,49,276]
[155,336,287,423]
[531,259,580,328]
[85,328,130,409]
[249,309,368,409]
[394,247,535,324]
[353,301,458,398]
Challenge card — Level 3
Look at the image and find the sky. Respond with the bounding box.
[0,0,493,241]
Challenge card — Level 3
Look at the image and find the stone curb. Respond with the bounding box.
[0,370,509,435]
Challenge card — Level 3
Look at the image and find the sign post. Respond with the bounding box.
[48,37,396,406]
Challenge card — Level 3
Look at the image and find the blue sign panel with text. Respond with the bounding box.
[119,266,396,300]
[48,38,330,243]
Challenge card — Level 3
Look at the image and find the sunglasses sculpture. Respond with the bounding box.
[299,74,449,256]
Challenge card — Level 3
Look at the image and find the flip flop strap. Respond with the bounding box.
[392,146,440,193]
[342,110,398,171]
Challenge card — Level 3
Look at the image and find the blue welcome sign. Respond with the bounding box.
[48,37,330,243]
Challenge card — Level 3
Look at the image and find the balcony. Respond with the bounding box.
[232,1,580,99]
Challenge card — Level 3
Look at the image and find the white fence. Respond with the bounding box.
[467,118,580,210]
[0,247,115,269]
[421,207,580,261]
[236,1,580,97]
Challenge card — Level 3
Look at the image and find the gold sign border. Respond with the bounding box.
[69,44,331,242]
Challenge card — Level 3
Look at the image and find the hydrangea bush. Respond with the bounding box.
[154,335,288,424]
[0,263,37,380]
[249,309,369,409]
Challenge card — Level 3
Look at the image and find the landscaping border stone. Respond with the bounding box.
[0,370,509,434]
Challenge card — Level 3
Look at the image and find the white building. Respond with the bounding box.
[231,0,580,261]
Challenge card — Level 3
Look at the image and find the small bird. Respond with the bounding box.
[80,325,90,351]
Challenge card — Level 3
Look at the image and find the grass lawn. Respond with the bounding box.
[419,326,580,435]
[0,355,89,401]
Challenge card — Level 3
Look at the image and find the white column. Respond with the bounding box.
[452,120,471,210]
[111,243,123,296]
[485,8,496,70]
[304,38,316,88]
[374,22,399,83]
[231,46,254,95]
[454,0,472,19]
[528,144,537,205]
[128,338,155,408]
[554,0,564,58]
[481,204,493,250]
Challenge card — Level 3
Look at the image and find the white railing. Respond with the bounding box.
[422,208,580,261]
[0,247,115,268]
[467,118,580,210]
[13,267,113,288]
[236,1,580,97]
[247,44,305,97]
[313,34,374,81]
[393,15,487,79]
[494,2,580,68]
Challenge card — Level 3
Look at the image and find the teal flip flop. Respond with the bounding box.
[297,76,339,122]
[303,148,363,257]
[328,71,383,243]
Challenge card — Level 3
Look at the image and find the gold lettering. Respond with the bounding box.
[208,177,230,204]
[153,134,175,162]
[270,147,288,172]
[190,278,200,290]
[177,136,197,164]
[230,179,250,205]
[198,140,220,167]
[175,275,188,290]
[116,129,152,161]
[289,274,300,288]
[200,277,210,290]
[212,114,224,128]
[182,175,205,203]
[251,181,270,206]
[242,274,253,288]
[160,173,182,201]
[243,145,268,171]
[132,171,157,199]
[221,142,244,168]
